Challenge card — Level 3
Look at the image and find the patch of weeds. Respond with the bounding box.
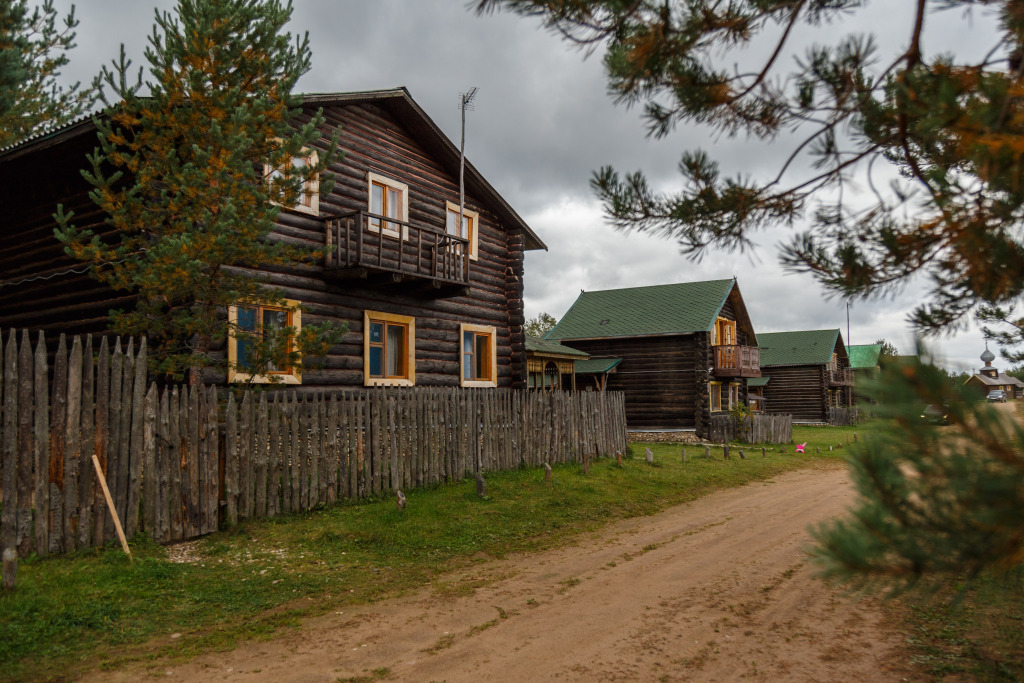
[525,598,539,607]
[468,619,499,636]
[336,667,392,682]
[422,634,456,655]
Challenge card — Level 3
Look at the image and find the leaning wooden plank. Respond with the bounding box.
[16,330,34,556]
[91,454,131,561]
[125,339,147,538]
[48,334,68,555]
[32,332,49,555]
[2,330,19,554]
[104,338,122,542]
[142,384,157,538]
[115,340,135,532]
[78,336,94,550]
[63,336,83,552]
[224,392,238,526]
[92,336,109,546]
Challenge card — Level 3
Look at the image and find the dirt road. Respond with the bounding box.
[103,463,917,682]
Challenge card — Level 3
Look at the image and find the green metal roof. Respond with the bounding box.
[758,329,841,367]
[847,344,882,369]
[575,357,622,374]
[525,335,589,358]
[747,376,770,387]
[546,279,737,340]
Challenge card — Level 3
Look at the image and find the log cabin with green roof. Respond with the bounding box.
[847,343,883,403]
[544,278,759,436]
[757,329,853,421]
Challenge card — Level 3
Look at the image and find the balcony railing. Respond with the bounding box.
[829,367,854,386]
[323,211,470,291]
[713,345,761,378]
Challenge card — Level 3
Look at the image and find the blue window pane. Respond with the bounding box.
[237,307,257,331]
[463,331,473,353]
[237,339,253,371]
[369,346,383,377]
[369,322,383,343]
[464,354,473,380]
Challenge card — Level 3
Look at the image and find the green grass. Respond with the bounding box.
[0,437,847,680]
[903,568,1024,680]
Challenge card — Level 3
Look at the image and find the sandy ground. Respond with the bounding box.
[95,462,922,682]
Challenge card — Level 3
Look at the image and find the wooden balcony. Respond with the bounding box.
[323,211,470,295]
[713,345,761,378]
[829,367,854,386]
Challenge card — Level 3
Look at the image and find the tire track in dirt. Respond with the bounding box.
[96,463,920,682]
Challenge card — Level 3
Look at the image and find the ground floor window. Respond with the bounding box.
[709,382,723,412]
[227,300,302,384]
[460,323,497,387]
[364,310,415,386]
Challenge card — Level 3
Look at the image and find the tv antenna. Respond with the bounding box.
[458,87,478,239]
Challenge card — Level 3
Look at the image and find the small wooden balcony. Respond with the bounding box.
[829,368,854,386]
[323,211,470,295]
[713,345,761,378]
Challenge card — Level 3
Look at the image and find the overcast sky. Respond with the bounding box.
[48,0,1013,373]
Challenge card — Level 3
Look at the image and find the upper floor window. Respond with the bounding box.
[364,310,415,386]
[267,149,319,216]
[460,323,497,387]
[445,201,479,260]
[228,300,302,384]
[367,172,408,238]
[711,317,736,346]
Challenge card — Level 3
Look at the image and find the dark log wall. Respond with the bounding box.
[760,364,827,421]
[0,102,531,390]
[0,133,132,336]
[561,334,700,429]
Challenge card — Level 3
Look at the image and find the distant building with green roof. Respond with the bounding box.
[546,278,760,435]
[757,329,853,422]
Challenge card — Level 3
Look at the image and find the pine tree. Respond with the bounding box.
[478,0,1024,585]
[55,0,343,383]
[0,0,98,146]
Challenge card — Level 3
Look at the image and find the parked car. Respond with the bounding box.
[987,390,1007,403]
[921,404,950,425]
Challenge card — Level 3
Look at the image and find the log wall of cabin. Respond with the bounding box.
[0,134,132,337]
[561,334,700,429]
[760,364,827,421]
[0,102,531,390]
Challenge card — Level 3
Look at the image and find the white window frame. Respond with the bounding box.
[227,299,303,385]
[265,148,319,216]
[364,310,416,387]
[367,172,409,239]
[445,200,480,261]
[459,323,498,388]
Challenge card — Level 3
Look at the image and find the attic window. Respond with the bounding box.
[600,319,610,325]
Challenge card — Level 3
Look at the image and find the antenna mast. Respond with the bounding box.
[846,301,851,347]
[458,87,478,241]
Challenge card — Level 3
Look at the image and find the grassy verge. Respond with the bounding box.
[902,568,1024,680]
[1,440,844,680]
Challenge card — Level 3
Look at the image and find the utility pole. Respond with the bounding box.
[846,301,851,346]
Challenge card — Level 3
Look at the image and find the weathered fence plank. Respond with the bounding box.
[2,330,18,554]
[16,330,34,556]
[78,336,95,550]
[33,333,49,555]
[48,334,67,555]
[63,336,82,552]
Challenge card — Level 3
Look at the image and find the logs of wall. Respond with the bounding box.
[759,365,828,421]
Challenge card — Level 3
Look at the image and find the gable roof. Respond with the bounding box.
[758,329,843,367]
[546,278,754,341]
[525,335,589,358]
[575,357,622,374]
[847,344,883,369]
[0,87,545,251]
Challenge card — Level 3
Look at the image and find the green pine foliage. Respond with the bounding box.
[524,312,557,337]
[54,0,344,383]
[0,0,98,146]
[811,352,1024,590]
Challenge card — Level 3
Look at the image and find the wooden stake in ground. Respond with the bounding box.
[739,449,745,459]
[704,445,711,459]
[544,462,552,482]
[396,490,406,512]
[583,451,591,475]
[476,472,487,497]
[723,444,730,460]
[615,451,622,466]
[91,454,132,561]
[645,447,653,464]
[761,447,766,458]
[681,447,687,463]
[2,548,15,591]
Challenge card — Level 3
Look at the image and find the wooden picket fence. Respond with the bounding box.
[221,387,628,524]
[0,328,628,556]
[707,413,793,444]
[827,406,859,426]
